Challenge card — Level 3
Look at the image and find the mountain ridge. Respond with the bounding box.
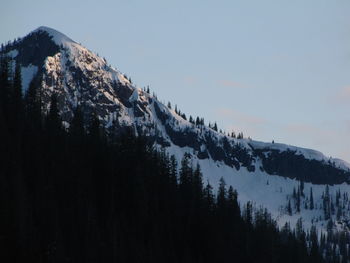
[31,26,76,46]
[2,26,350,234]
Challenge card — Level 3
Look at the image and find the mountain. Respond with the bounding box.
[2,26,350,233]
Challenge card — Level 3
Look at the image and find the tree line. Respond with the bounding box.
[0,55,328,262]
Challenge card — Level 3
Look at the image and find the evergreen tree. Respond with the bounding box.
[203,181,215,211]
[0,56,11,117]
[296,217,304,241]
[45,94,61,134]
[323,185,330,220]
[213,122,218,132]
[169,155,178,186]
[310,187,314,210]
[195,116,200,126]
[11,61,23,133]
[296,187,301,213]
[336,189,341,207]
[179,153,192,200]
[300,180,304,197]
[217,177,227,209]
[336,206,342,221]
[310,225,321,263]
[237,132,244,139]
[287,199,292,215]
[69,105,85,140]
[25,78,42,128]
[227,186,240,218]
[293,187,297,199]
[243,201,253,225]
[88,112,101,141]
[189,115,194,124]
[193,163,203,202]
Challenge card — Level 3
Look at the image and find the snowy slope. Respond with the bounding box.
[2,26,350,234]
[166,142,350,233]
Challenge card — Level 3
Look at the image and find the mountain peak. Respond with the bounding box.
[31,26,75,47]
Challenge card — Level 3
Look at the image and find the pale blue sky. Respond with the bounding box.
[1,0,350,162]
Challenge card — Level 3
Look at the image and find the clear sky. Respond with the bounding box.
[1,0,350,162]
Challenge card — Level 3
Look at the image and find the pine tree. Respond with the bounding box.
[0,56,11,117]
[189,115,194,124]
[45,94,61,134]
[293,187,297,199]
[300,180,304,197]
[3,60,24,140]
[336,206,342,221]
[327,219,333,237]
[213,122,218,132]
[195,116,200,126]
[323,185,330,220]
[310,187,314,210]
[287,199,292,215]
[169,155,178,186]
[12,62,23,129]
[336,189,341,207]
[295,217,304,240]
[243,201,253,225]
[88,112,101,141]
[227,186,238,213]
[69,105,85,139]
[217,177,227,209]
[296,187,301,213]
[179,153,192,200]
[330,198,335,216]
[193,163,203,202]
[310,225,321,263]
[25,78,42,128]
[203,181,214,211]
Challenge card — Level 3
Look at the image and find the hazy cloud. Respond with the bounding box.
[284,123,325,136]
[282,122,350,161]
[216,108,268,137]
[332,86,350,104]
[218,108,266,125]
[219,80,251,89]
[183,76,197,85]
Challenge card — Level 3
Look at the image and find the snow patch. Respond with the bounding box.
[129,88,139,103]
[6,49,18,58]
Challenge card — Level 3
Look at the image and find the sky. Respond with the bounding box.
[1,0,350,162]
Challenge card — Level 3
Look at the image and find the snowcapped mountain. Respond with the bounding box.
[2,26,350,233]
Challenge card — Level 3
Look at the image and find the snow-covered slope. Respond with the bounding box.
[2,26,350,233]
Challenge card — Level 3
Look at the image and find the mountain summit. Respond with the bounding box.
[32,26,76,46]
[2,27,350,232]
